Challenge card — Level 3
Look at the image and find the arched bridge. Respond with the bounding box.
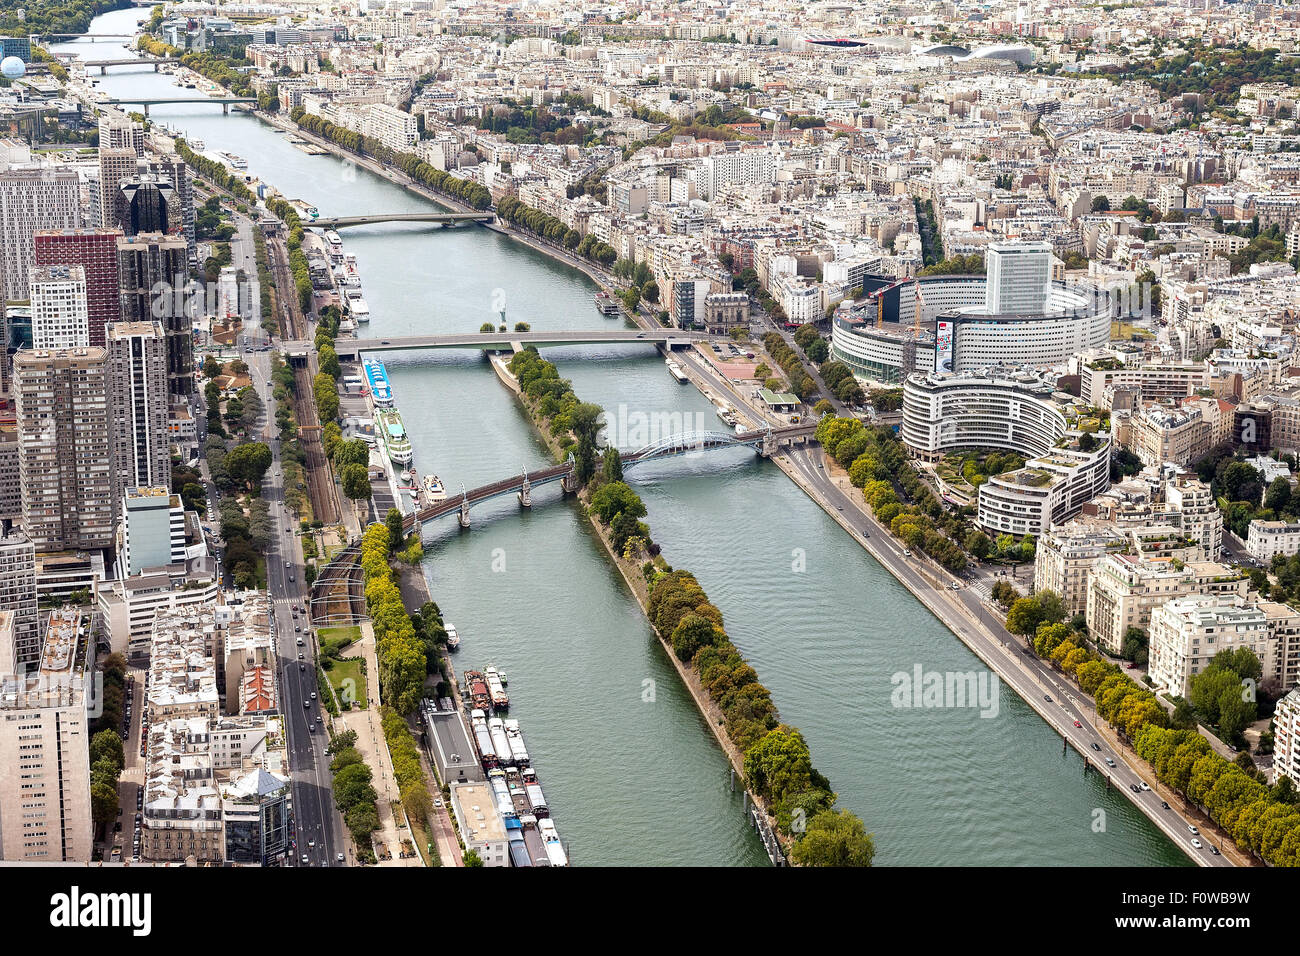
[310,424,816,621]
[311,213,493,229]
[399,424,816,531]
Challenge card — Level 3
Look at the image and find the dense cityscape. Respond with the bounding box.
[0,0,1295,913]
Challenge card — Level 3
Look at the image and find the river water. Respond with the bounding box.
[60,10,1188,866]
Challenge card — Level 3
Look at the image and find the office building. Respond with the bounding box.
[0,167,82,301]
[0,608,94,863]
[985,241,1053,315]
[34,228,123,347]
[13,348,115,552]
[108,320,170,490]
[117,234,193,395]
[117,175,182,237]
[98,115,145,156]
[28,265,89,349]
[97,146,138,231]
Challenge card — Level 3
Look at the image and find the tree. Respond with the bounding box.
[89,729,125,774]
[91,781,119,826]
[225,442,272,487]
[385,508,405,556]
[1265,476,1291,514]
[602,445,623,483]
[463,849,484,866]
[1091,194,1111,212]
[966,530,992,559]
[341,463,370,500]
[334,438,370,470]
[671,613,719,662]
[589,481,645,524]
[202,355,221,379]
[790,809,875,867]
[479,322,494,333]
[1006,597,1044,636]
[744,726,814,804]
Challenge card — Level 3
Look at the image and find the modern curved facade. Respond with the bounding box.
[902,370,1111,536]
[831,274,1111,385]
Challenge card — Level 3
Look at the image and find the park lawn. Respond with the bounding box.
[326,656,367,710]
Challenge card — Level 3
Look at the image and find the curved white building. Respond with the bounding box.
[831,270,1112,384]
[902,369,1111,536]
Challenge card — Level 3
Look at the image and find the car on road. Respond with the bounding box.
[308,721,315,732]
[1073,720,1082,728]
[299,662,305,671]
[1210,846,1220,855]
[433,798,443,808]
[1044,695,1052,702]
[902,549,912,556]
[1161,801,1170,809]
[296,637,304,646]
[301,854,309,865]
[1129,783,1141,793]
[1105,757,1116,767]
[310,692,316,700]
[1139,782,1150,791]
[337,853,345,863]
[285,561,291,569]
[949,581,960,590]
[1190,838,1202,849]
[295,625,301,632]
[303,700,309,709]
[1188,824,1199,834]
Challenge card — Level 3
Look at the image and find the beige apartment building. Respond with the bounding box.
[0,608,94,863]
[1034,524,1129,615]
[1148,595,1287,698]
[1085,554,1248,654]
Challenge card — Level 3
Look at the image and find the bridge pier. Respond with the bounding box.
[560,473,578,494]
[458,499,471,528]
[760,433,778,458]
[142,104,150,117]
[518,473,532,508]
[222,103,230,115]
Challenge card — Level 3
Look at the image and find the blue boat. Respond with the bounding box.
[363,359,393,407]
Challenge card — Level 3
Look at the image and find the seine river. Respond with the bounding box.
[60,10,1188,866]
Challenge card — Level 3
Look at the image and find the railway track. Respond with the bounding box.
[310,544,364,625]
[266,233,340,525]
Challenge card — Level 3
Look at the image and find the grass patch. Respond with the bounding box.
[319,624,361,653]
[325,656,367,710]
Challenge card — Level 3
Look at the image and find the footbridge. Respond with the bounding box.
[311,213,493,230]
[299,329,716,361]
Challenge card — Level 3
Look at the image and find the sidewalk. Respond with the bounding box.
[333,621,420,866]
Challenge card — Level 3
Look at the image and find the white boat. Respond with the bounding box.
[343,288,370,323]
[445,622,460,650]
[423,474,447,501]
[399,469,411,484]
[539,819,568,866]
[666,360,688,383]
